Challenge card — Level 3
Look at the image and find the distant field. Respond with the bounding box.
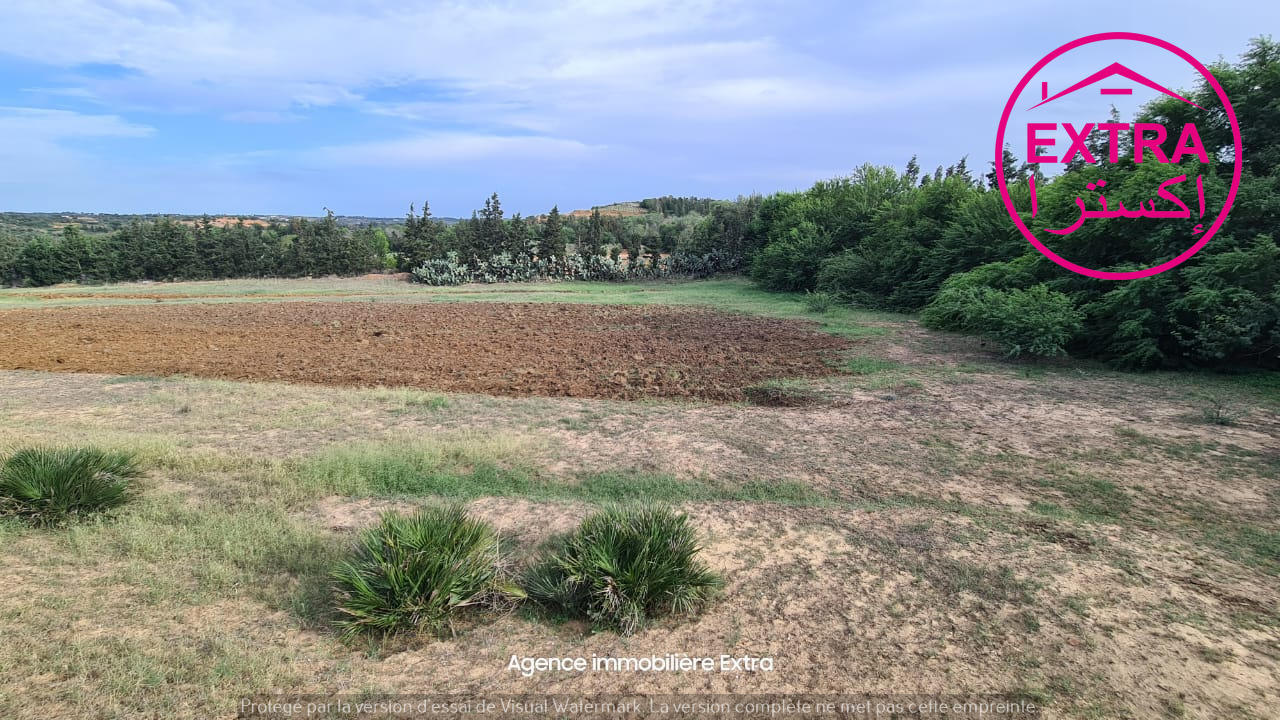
[0,277,902,335]
[1,276,1277,719]
[0,300,848,400]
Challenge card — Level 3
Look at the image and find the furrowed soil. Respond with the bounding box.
[0,302,849,400]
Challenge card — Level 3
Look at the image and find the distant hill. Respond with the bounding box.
[563,202,649,219]
[559,196,723,219]
[0,212,464,239]
[0,200,729,240]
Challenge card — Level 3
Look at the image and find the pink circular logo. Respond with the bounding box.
[994,32,1243,280]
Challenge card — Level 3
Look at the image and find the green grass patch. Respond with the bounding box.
[1029,469,1133,523]
[296,442,830,506]
[101,374,167,385]
[855,531,1035,607]
[1198,520,1280,576]
[0,277,898,341]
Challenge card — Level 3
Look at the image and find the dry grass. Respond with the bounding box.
[0,278,1277,719]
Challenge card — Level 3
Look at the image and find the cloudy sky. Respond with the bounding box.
[0,0,1274,217]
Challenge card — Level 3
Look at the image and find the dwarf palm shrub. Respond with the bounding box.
[0,447,142,527]
[331,506,512,638]
[523,506,721,635]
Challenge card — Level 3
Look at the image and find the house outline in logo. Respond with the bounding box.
[1027,62,1204,110]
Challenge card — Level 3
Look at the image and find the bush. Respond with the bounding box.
[924,279,1083,359]
[523,506,721,635]
[983,285,1084,358]
[411,252,472,285]
[749,221,832,292]
[1196,393,1246,426]
[802,290,835,313]
[667,248,742,278]
[0,447,142,527]
[331,506,514,638]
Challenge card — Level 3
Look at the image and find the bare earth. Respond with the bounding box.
[0,302,847,401]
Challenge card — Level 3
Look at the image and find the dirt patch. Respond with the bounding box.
[0,302,849,401]
[28,290,394,301]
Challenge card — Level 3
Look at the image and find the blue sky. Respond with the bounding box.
[0,0,1275,217]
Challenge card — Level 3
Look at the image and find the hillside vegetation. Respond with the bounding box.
[2,38,1276,371]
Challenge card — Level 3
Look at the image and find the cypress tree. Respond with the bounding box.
[539,205,566,260]
[580,207,604,258]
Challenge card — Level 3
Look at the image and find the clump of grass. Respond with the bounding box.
[1197,394,1245,426]
[743,379,824,407]
[331,505,516,638]
[523,506,721,635]
[802,290,836,314]
[0,447,142,527]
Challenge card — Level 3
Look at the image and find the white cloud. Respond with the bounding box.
[0,106,153,143]
[223,110,303,123]
[0,107,153,185]
[5,0,1274,214]
[0,0,827,124]
[314,132,603,167]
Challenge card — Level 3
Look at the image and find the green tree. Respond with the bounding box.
[987,145,1024,189]
[904,155,921,186]
[479,193,506,258]
[580,207,604,258]
[539,205,566,259]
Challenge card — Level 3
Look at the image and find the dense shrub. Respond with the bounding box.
[0,447,142,527]
[924,279,1083,358]
[523,506,721,635]
[331,506,514,638]
[981,285,1084,358]
[668,248,741,278]
[817,176,976,311]
[749,221,832,292]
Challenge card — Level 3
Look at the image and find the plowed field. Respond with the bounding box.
[0,302,849,400]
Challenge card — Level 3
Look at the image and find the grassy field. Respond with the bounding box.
[1,277,1278,719]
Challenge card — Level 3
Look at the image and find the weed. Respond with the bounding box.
[743,380,825,407]
[802,290,836,314]
[1197,394,1246,426]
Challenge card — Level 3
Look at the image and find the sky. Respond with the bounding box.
[0,0,1275,217]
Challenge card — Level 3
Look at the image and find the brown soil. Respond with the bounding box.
[0,302,849,401]
[177,216,271,228]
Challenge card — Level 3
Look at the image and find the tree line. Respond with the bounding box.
[745,37,1279,369]
[0,212,390,286]
[391,193,758,274]
[0,192,756,287]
